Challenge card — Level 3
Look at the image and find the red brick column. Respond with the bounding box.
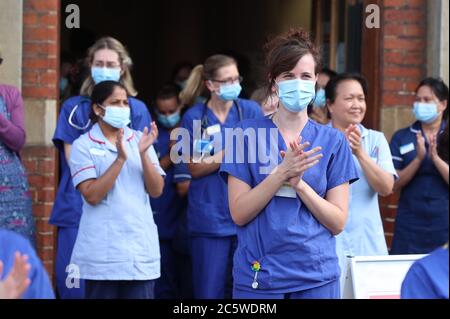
[21,0,60,281]
[380,0,427,250]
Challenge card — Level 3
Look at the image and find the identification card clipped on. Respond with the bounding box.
[206,124,221,136]
[89,147,106,157]
[399,142,415,155]
[275,183,297,198]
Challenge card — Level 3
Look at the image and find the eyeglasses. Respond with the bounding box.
[92,61,121,69]
[211,76,243,85]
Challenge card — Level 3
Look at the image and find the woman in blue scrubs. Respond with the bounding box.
[326,74,397,293]
[51,37,152,298]
[401,243,449,299]
[390,78,449,254]
[220,29,358,299]
[151,84,193,298]
[69,81,165,299]
[178,54,264,299]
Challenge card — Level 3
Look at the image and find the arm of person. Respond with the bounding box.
[159,153,173,171]
[64,143,71,162]
[228,171,287,226]
[188,150,224,178]
[430,134,449,184]
[139,123,165,197]
[356,151,394,196]
[432,156,449,184]
[347,126,394,196]
[176,180,190,197]
[294,181,349,235]
[72,130,127,206]
[141,149,165,198]
[227,143,321,226]
[0,88,26,152]
[77,157,126,206]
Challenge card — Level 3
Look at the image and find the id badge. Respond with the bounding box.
[399,142,415,155]
[206,124,221,136]
[89,147,106,157]
[275,183,297,198]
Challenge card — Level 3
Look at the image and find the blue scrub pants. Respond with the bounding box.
[85,280,155,299]
[155,238,193,299]
[233,279,340,299]
[55,226,85,299]
[190,236,237,299]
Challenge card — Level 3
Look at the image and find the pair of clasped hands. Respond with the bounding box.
[277,136,323,189]
[115,123,159,162]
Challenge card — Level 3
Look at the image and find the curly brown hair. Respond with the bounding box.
[263,28,322,95]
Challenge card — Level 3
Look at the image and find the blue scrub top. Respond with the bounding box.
[401,245,449,299]
[151,123,190,239]
[389,121,449,254]
[69,124,165,280]
[0,229,55,299]
[50,95,152,228]
[220,118,359,293]
[180,98,264,237]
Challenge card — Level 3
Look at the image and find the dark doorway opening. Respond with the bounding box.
[60,0,313,107]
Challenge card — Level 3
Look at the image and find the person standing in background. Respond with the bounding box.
[0,47,34,246]
[390,77,449,255]
[309,68,337,124]
[151,84,193,299]
[326,73,397,294]
[50,37,152,298]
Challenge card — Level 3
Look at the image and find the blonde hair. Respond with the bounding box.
[179,54,236,106]
[80,37,137,97]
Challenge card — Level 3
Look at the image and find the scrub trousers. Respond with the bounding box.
[190,235,237,299]
[85,280,155,299]
[155,237,193,299]
[55,226,85,299]
[233,279,340,299]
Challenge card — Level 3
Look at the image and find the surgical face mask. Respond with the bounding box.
[59,77,69,94]
[314,88,327,108]
[217,82,242,101]
[277,79,316,113]
[98,105,130,128]
[412,102,439,124]
[91,67,121,84]
[157,111,180,128]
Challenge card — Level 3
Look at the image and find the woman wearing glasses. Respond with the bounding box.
[50,37,152,299]
[178,54,264,298]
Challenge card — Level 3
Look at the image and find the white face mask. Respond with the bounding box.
[98,105,130,128]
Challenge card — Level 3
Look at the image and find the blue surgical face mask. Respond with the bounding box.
[277,79,316,113]
[314,88,327,108]
[157,111,181,128]
[98,105,130,128]
[217,82,242,101]
[413,102,439,124]
[91,67,121,84]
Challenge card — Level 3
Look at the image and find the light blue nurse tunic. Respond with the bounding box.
[333,124,398,287]
[69,123,165,280]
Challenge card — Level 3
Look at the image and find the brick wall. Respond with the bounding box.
[21,0,59,280]
[379,0,427,250]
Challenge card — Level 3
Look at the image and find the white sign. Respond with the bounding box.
[342,254,427,299]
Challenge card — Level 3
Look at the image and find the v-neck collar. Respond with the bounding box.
[88,123,135,152]
[267,117,313,152]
